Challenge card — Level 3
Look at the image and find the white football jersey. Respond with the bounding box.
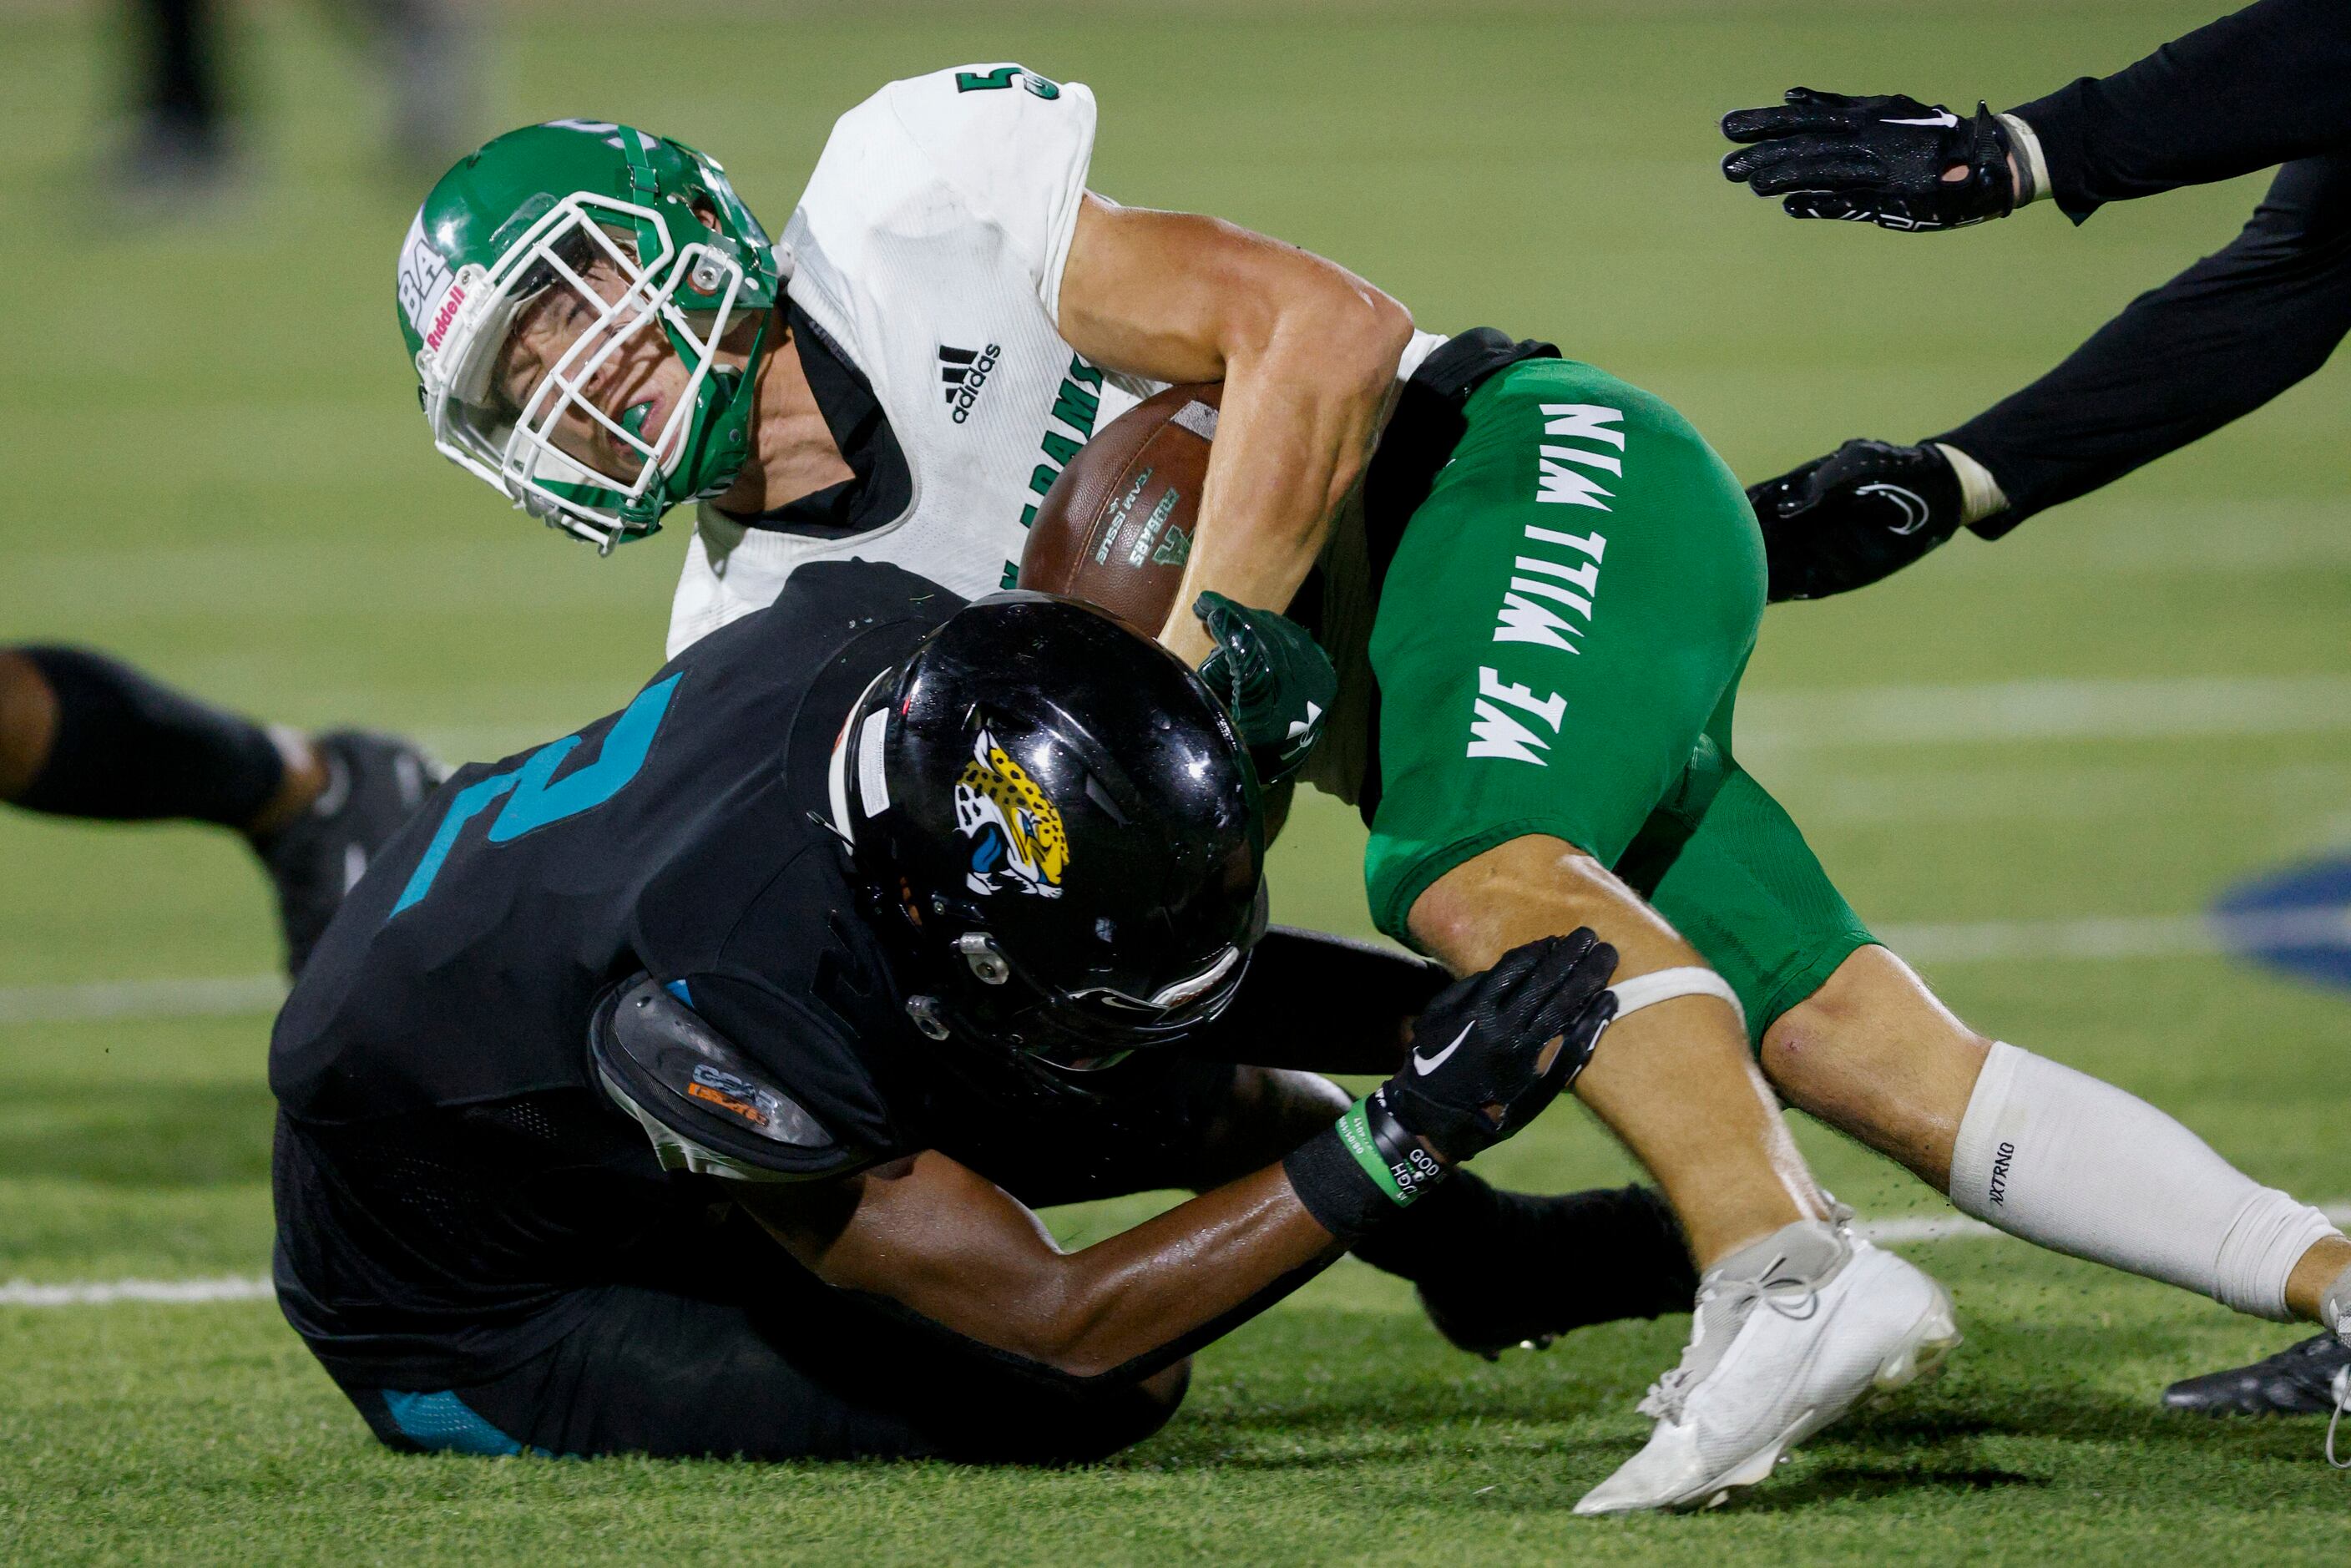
[665,63,1444,804]
[665,63,1157,656]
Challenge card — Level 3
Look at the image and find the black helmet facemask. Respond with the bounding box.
[824,595,1268,1074]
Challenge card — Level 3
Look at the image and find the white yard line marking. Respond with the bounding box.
[1880,907,2351,965]
[0,974,286,1024]
[13,1201,2351,1308]
[1787,758,2351,827]
[0,974,286,1025]
[1934,501,2351,576]
[0,1275,276,1306]
[1741,672,2351,749]
[1857,1215,2000,1245]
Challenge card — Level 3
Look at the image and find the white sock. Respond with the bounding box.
[1949,1042,2342,1322]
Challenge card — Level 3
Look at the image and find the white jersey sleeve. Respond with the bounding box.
[789,63,1096,326]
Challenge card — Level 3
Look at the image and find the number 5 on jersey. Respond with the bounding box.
[954,65,1060,99]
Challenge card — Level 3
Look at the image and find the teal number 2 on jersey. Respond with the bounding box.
[391,673,683,917]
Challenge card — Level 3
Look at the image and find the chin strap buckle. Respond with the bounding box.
[954,932,1012,986]
[906,994,952,1041]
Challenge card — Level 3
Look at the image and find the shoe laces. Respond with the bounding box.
[1636,1253,1821,1424]
[2328,1365,2348,1471]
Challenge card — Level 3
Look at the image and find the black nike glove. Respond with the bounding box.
[1747,439,1964,602]
[1284,930,1620,1234]
[1722,89,2015,232]
[1194,591,1337,789]
[1384,930,1620,1163]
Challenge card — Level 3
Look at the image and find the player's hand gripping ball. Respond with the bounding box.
[1192,592,1336,788]
[1016,381,1335,787]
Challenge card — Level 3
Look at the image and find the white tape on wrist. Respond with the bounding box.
[1605,967,1746,1032]
[1996,113,2052,205]
[1933,443,2010,527]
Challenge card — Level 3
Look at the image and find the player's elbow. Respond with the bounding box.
[1013,1277,1187,1386]
[1226,245,1411,397]
[1015,1297,1130,1381]
[1339,281,1416,374]
[1282,276,1415,400]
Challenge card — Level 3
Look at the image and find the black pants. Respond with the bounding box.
[325,1055,1254,1464]
[341,1216,1176,1464]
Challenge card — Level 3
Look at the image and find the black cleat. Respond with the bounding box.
[255,731,441,977]
[1413,1183,1697,1360]
[2160,1332,2351,1417]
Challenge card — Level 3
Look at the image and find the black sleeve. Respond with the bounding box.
[2013,0,2351,223]
[1933,153,2351,533]
[1179,925,1450,1075]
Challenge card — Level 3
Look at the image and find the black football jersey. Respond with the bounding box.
[270,559,960,1387]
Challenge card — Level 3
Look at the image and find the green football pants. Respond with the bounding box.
[1362,357,1873,1044]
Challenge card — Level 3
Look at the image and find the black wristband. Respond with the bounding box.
[1281,1090,1449,1242]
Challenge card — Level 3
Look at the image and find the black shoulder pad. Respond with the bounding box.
[589,975,867,1178]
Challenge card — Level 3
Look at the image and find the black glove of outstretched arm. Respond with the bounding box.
[1747,439,1966,601]
[1722,88,2017,231]
[1283,931,1620,1237]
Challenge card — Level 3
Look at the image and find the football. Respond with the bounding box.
[15,5,2338,1557]
[1018,381,1220,632]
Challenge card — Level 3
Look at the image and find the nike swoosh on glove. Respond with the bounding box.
[1383,930,1620,1164]
[1721,88,2015,231]
[1746,438,1964,601]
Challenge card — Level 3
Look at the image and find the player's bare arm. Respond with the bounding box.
[743,1152,1336,1382]
[1054,196,1415,668]
[747,930,1619,1382]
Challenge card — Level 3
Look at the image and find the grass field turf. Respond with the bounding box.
[3,0,2349,1560]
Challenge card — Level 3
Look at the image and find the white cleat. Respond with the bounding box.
[1574,1212,1960,1516]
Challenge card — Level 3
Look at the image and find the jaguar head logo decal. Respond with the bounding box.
[953,726,1067,898]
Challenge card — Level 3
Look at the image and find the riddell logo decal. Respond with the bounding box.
[422,282,469,354]
[1988,1140,2016,1205]
[397,210,456,343]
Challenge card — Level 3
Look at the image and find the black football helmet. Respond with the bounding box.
[830,592,1267,1067]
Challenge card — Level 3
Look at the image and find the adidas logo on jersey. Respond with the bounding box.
[939,342,1003,424]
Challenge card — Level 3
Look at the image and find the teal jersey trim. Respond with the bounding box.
[379,1390,527,1457]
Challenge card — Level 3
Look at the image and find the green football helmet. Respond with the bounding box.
[397,120,782,550]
